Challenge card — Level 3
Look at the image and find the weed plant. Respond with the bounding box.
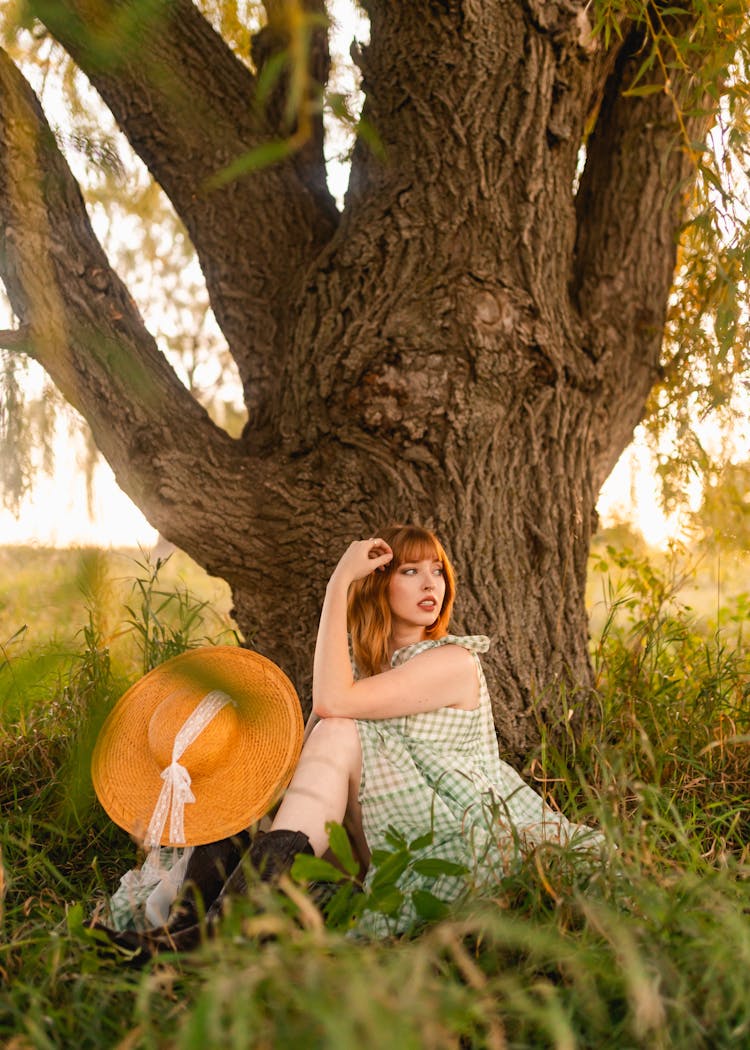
[0,545,749,1048]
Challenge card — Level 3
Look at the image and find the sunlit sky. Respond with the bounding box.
[0,2,741,551]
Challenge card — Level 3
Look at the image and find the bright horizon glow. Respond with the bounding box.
[0,456,158,548]
[0,441,674,550]
[597,442,690,548]
[0,403,681,550]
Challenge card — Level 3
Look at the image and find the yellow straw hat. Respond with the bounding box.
[91,646,303,848]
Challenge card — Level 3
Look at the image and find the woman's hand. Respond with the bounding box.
[330,538,393,588]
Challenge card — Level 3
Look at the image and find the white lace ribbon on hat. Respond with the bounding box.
[144,689,235,849]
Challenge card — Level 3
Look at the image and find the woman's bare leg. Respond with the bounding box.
[271,717,366,860]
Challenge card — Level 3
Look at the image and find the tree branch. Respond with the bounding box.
[257,0,335,213]
[0,45,256,553]
[28,0,338,426]
[572,23,714,489]
[0,325,31,351]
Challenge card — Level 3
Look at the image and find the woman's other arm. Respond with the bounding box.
[314,644,479,719]
[312,539,390,715]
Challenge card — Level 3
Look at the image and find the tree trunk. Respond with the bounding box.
[0,0,721,761]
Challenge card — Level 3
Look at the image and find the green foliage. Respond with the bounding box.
[203,1,382,185]
[0,544,236,658]
[122,552,237,673]
[0,350,62,512]
[1,546,750,1045]
[694,459,750,550]
[293,823,468,934]
[590,0,750,508]
[577,542,750,866]
[0,3,249,512]
[0,547,238,761]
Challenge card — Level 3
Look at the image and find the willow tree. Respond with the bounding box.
[0,1,747,757]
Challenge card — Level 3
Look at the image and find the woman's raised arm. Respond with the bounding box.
[312,538,392,713]
[312,539,478,720]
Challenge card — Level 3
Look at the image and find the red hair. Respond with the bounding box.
[347,524,456,678]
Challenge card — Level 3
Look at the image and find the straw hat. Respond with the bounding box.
[91,646,303,848]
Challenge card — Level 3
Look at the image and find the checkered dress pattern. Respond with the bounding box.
[354,635,602,938]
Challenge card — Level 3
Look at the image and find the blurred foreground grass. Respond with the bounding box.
[0,535,748,1048]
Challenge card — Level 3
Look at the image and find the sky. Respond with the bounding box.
[0,1,735,550]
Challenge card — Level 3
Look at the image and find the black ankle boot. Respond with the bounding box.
[248,829,314,882]
[88,831,314,962]
[168,829,252,930]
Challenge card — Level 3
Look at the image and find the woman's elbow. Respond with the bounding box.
[312,695,334,719]
[312,694,346,719]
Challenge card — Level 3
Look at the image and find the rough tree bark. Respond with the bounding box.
[0,0,719,760]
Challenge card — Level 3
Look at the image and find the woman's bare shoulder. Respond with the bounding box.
[408,641,477,673]
[404,644,478,709]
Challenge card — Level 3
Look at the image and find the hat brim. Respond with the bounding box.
[91,646,303,846]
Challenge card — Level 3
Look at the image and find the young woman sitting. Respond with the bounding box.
[257,524,603,937]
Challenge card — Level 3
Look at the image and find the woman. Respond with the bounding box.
[258,524,602,937]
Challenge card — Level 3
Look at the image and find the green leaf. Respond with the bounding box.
[323,882,366,929]
[66,901,85,936]
[383,826,408,850]
[366,885,404,918]
[411,890,450,921]
[204,140,293,189]
[699,164,728,201]
[369,850,410,891]
[326,821,359,876]
[412,858,470,878]
[326,91,353,122]
[291,855,345,884]
[255,49,288,109]
[409,831,434,851]
[623,83,665,98]
[354,117,386,161]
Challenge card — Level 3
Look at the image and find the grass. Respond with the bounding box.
[0,544,235,653]
[0,547,238,726]
[586,524,750,642]
[0,536,749,1048]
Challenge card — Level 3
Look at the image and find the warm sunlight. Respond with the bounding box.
[0,414,682,549]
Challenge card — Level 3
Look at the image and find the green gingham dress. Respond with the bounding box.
[354,635,602,938]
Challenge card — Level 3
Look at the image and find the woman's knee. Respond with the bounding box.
[307,716,360,757]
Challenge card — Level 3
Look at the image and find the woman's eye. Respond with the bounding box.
[433,568,444,575]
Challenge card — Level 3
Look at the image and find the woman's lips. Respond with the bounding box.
[418,598,436,610]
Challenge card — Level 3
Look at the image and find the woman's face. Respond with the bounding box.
[387,555,446,633]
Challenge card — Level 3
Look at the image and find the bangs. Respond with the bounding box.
[390,527,444,567]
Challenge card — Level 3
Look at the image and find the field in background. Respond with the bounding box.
[586,525,750,642]
[1,531,747,663]
[0,544,236,653]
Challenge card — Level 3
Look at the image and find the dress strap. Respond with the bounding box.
[439,634,490,654]
[391,634,490,666]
